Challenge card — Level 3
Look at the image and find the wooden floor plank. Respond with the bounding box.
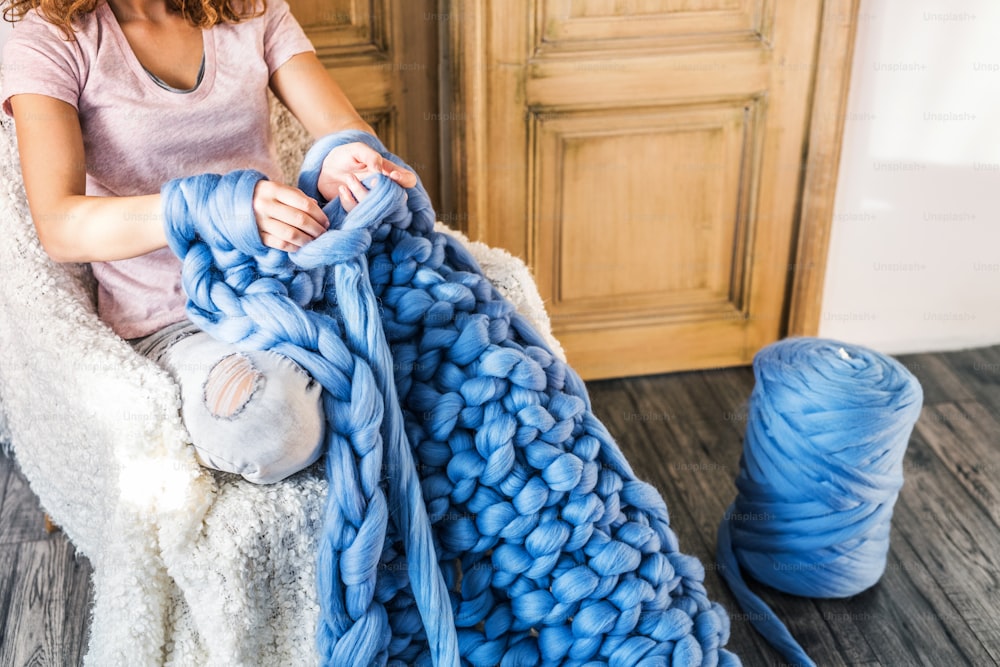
[874,524,992,666]
[0,451,11,526]
[0,455,49,546]
[896,351,976,407]
[688,367,756,430]
[917,401,1000,529]
[892,429,1000,664]
[0,539,92,667]
[935,347,1000,416]
[0,547,18,652]
[60,549,94,666]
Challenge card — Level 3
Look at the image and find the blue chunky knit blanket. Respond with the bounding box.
[162,131,740,667]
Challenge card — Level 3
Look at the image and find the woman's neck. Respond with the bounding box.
[103,0,205,90]
[106,0,173,23]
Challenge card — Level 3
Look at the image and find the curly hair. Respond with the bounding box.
[2,0,265,38]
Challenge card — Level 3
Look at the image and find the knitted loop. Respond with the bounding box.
[162,132,740,666]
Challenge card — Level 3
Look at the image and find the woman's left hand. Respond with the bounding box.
[317,141,416,212]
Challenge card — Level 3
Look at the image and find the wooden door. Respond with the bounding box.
[285,0,442,209]
[447,0,856,379]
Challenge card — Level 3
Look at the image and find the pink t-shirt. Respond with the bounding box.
[1,0,314,338]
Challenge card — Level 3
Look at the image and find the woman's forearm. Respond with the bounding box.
[11,94,169,263]
[31,193,167,263]
[269,52,377,139]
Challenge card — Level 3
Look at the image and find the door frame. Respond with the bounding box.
[444,0,860,347]
[785,0,860,336]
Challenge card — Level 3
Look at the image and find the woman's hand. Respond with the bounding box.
[317,142,416,212]
[252,180,329,252]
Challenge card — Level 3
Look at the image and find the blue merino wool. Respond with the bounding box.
[162,131,741,666]
[717,338,923,667]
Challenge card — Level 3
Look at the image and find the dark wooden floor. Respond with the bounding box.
[1,345,998,666]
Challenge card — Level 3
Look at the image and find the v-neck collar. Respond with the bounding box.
[99,1,216,102]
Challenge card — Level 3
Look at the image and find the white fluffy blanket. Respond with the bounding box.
[0,101,563,665]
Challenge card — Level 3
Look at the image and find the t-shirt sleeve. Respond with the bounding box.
[1,12,84,116]
[262,0,315,74]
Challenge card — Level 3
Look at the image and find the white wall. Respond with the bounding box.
[818,0,1000,353]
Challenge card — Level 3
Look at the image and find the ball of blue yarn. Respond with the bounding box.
[716,337,923,666]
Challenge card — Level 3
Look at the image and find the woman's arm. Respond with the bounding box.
[268,51,375,138]
[11,93,328,262]
[11,94,167,263]
[269,52,417,204]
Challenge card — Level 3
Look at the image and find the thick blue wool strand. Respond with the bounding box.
[163,130,741,666]
[716,338,923,667]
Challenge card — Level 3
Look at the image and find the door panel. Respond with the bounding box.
[290,0,384,56]
[450,0,835,379]
[540,0,768,45]
[534,100,760,322]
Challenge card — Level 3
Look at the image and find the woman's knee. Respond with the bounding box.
[203,352,264,418]
[184,351,326,484]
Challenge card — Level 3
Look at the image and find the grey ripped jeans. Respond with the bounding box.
[131,320,325,484]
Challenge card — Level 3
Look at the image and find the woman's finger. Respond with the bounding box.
[271,184,328,229]
[387,167,417,188]
[351,144,384,176]
[339,185,357,213]
[258,219,314,251]
[259,229,302,253]
[254,183,328,241]
[266,201,328,240]
[345,172,369,203]
[353,144,417,187]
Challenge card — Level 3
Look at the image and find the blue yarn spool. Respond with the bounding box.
[716,337,923,666]
[162,131,743,666]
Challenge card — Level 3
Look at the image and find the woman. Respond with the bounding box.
[2,0,415,482]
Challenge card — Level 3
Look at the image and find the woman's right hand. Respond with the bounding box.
[252,180,329,252]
